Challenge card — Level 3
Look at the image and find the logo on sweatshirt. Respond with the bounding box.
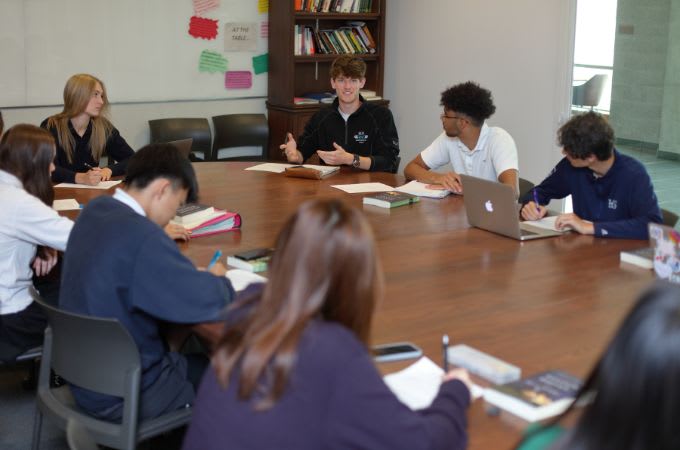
[608,199,618,210]
[354,131,368,144]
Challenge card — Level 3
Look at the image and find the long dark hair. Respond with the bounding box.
[521,282,680,450]
[212,199,382,409]
[0,124,56,205]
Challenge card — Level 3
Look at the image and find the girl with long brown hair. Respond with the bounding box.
[41,74,134,186]
[183,199,473,450]
[0,124,73,362]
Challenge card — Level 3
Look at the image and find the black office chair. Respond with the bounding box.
[518,177,536,201]
[30,288,192,450]
[148,118,212,161]
[393,156,401,174]
[211,114,268,161]
[662,208,679,228]
[0,345,42,390]
[572,74,608,110]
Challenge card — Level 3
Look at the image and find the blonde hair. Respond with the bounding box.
[46,74,113,163]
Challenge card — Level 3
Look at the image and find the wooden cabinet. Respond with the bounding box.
[266,1,387,160]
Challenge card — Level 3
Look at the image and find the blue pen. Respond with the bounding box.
[207,250,222,269]
[532,188,541,213]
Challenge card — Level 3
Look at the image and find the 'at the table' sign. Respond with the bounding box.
[224,22,257,51]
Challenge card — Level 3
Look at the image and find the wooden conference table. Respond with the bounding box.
[56,162,655,449]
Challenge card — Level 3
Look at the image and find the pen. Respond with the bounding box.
[442,334,449,372]
[84,162,98,170]
[207,250,222,269]
[532,188,541,213]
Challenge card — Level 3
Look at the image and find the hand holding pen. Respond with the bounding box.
[441,334,474,400]
[206,250,227,277]
[520,188,548,221]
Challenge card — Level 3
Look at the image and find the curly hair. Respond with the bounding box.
[558,112,613,161]
[440,81,496,126]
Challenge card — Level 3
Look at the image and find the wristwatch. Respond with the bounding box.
[351,153,361,168]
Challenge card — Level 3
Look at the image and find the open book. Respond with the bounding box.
[523,216,570,233]
[395,181,452,199]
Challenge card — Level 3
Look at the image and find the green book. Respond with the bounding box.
[363,191,420,209]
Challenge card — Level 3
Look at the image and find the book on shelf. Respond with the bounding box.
[620,246,654,269]
[363,191,420,209]
[173,204,215,225]
[227,248,274,273]
[297,23,376,55]
[284,164,340,179]
[294,97,320,105]
[295,0,373,13]
[483,370,582,423]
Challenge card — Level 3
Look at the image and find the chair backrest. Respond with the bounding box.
[29,288,140,397]
[572,74,608,107]
[211,114,268,161]
[518,177,536,201]
[662,208,679,228]
[148,118,212,160]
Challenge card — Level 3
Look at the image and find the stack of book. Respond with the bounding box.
[294,22,376,55]
[295,0,373,13]
[172,204,241,238]
[360,89,382,101]
[227,248,274,273]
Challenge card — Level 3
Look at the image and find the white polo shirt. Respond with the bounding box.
[0,170,73,314]
[420,123,518,182]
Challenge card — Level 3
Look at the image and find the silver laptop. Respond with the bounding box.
[166,138,193,159]
[460,174,564,241]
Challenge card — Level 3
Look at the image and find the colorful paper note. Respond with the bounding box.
[199,50,228,73]
[260,21,269,38]
[189,16,219,40]
[252,53,268,74]
[193,0,220,15]
[224,23,257,52]
[258,0,269,13]
[225,71,252,89]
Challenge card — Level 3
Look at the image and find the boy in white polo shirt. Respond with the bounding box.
[404,81,518,195]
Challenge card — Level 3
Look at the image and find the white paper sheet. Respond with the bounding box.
[331,182,394,193]
[52,199,80,211]
[225,269,267,292]
[54,180,122,190]
[383,357,483,410]
[395,180,452,199]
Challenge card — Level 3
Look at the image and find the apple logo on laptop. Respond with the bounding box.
[485,200,494,212]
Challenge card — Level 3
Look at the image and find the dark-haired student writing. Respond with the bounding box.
[59,143,234,421]
[183,200,472,450]
[404,81,519,194]
[41,73,134,186]
[520,112,661,239]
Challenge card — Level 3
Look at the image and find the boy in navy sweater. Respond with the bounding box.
[60,144,234,421]
[520,112,661,239]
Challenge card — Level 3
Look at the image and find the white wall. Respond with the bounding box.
[3,97,267,151]
[384,0,576,185]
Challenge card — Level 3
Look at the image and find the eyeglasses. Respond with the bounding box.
[440,113,465,121]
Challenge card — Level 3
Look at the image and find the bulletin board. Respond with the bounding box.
[0,0,270,107]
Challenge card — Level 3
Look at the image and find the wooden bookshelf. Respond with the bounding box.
[266,0,387,160]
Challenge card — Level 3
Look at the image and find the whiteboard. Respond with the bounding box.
[0,0,268,107]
